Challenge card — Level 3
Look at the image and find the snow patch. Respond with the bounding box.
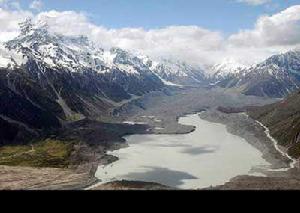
[0,43,27,68]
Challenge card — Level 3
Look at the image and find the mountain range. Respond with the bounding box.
[1,19,300,146]
[0,20,207,145]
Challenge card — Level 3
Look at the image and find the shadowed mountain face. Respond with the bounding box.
[248,90,300,159]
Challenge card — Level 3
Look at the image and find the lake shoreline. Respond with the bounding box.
[88,108,300,190]
[200,110,300,190]
[86,88,295,190]
[199,110,292,169]
[88,110,276,189]
[1,87,295,190]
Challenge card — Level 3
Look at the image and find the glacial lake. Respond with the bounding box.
[95,114,270,189]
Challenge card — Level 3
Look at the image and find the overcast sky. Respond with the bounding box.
[1,0,300,68]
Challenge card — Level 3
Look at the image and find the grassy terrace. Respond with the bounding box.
[0,139,75,168]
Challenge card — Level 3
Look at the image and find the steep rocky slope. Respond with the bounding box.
[248,90,300,159]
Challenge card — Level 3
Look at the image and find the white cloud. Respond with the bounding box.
[1,5,300,70]
[30,0,43,11]
[0,8,32,42]
[222,5,300,66]
[229,5,300,47]
[34,11,225,66]
[35,6,300,67]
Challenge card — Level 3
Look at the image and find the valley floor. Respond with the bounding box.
[1,86,300,190]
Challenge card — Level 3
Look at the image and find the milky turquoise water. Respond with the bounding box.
[95,114,270,189]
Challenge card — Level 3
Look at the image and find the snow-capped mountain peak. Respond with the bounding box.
[4,20,108,72]
[1,20,154,77]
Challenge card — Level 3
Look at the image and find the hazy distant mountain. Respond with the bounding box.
[149,58,207,86]
[209,58,248,80]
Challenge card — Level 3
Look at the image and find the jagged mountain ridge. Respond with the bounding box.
[212,51,300,98]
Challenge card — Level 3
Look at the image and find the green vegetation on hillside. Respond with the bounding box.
[0,139,75,168]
